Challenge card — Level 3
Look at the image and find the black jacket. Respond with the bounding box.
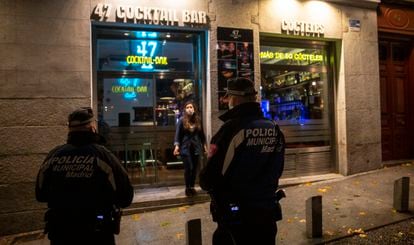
[199,102,285,210]
[35,131,133,233]
[174,117,206,156]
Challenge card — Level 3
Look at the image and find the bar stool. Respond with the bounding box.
[139,142,158,180]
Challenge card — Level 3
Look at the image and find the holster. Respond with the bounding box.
[95,207,122,234]
[210,197,242,225]
[111,207,122,235]
[273,201,283,221]
[274,189,286,221]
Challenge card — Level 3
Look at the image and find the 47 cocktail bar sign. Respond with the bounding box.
[92,3,208,26]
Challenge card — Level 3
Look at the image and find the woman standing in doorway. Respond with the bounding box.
[173,101,207,196]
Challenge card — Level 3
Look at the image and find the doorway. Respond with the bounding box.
[93,25,206,187]
[379,36,414,161]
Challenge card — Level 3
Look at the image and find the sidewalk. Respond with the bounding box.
[2,163,414,245]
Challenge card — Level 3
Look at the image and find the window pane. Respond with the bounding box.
[155,78,197,127]
[102,77,154,127]
[260,44,331,148]
[97,31,194,72]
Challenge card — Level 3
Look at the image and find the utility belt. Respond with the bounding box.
[44,207,122,236]
[210,189,286,224]
[95,207,122,235]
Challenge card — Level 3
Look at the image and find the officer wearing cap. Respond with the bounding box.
[35,107,133,245]
[200,78,285,245]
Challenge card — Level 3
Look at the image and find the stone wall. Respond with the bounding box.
[339,6,381,174]
[0,0,92,235]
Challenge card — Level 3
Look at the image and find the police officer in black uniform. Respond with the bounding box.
[200,78,285,245]
[35,107,133,245]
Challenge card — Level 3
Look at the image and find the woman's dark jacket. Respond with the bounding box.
[174,117,206,156]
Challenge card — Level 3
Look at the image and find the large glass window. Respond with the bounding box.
[94,26,205,187]
[260,38,332,148]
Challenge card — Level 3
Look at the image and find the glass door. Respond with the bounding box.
[97,73,200,186]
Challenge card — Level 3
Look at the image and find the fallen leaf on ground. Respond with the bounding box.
[359,211,366,216]
[176,233,184,239]
[359,234,367,238]
[317,186,332,193]
[325,230,335,236]
[132,214,140,221]
[287,218,292,223]
[304,182,312,186]
[397,232,404,237]
[347,228,365,235]
[160,222,171,227]
[299,219,306,223]
[179,206,189,212]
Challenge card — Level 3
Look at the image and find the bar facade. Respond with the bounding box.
[0,0,382,235]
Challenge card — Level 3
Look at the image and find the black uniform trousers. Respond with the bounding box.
[50,232,115,245]
[213,208,277,245]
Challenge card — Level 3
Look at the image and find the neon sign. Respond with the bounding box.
[126,56,168,66]
[111,85,148,93]
[112,78,150,100]
[260,51,323,62]
[126,40,168,70]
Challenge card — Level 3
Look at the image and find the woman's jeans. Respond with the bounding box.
[181,153,199,188]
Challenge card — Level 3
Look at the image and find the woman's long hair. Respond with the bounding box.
[182,101,202,131]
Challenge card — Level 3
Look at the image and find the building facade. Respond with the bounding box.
[0,0,384,235]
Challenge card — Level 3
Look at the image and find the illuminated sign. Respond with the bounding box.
[126,56,168,66]
[126,40,168,70]
[281,20,324,37]
[111,85,148,93]
[92,3,207,26]
[112,78,150,100]
[260,51,323,62]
